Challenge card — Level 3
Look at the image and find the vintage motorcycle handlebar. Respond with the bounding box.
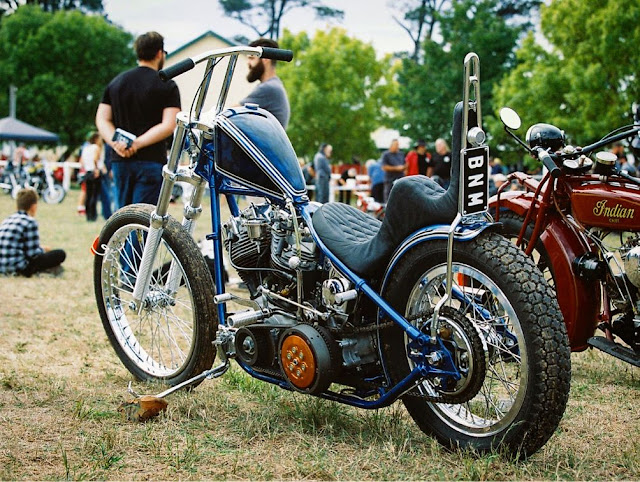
[501,105,640,178]
[159,46,294,81]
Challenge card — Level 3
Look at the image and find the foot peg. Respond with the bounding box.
[587,336,640,367]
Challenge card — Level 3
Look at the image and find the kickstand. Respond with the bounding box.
[118,361,230,422]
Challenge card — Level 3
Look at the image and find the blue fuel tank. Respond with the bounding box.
[215,105,306,202]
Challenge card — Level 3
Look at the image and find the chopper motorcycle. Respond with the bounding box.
[491,107,640,367]
[92,47,570,457]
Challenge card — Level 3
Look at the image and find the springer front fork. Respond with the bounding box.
[130,115,208,311]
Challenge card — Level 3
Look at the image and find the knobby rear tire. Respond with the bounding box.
[93,204,217,387]
[382,231,571,458]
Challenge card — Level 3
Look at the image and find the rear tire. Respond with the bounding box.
[93,204,217,387]
[382,232,571,457]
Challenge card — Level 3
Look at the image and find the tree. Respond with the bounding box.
[394,0,521,145]
[0,0,102,17]
[392,0,540,61]
[392,0,445,61]
[219,0,343,40]
[278,28,397,162]
[0,5,135,150]
[489,33,568,164]
[493,0,640,155]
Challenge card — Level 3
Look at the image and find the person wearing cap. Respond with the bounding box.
[489,173,508,196]
[405,139,430,176]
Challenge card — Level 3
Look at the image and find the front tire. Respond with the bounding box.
[499,211,555,290]
[383,232,570,457]
[42,184,65,204]
[93,204,217,387]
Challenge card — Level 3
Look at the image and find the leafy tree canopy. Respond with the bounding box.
[0,5,135,150]
[392,0,540,60]
[278,27,397,162]
[492,0,640,162]
[395,0,521,147]
[220,0,343,40]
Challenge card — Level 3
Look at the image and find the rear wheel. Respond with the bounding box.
[383,232,570,457]
[93,204,217,386]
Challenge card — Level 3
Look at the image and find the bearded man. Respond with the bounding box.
[239,38,291,129]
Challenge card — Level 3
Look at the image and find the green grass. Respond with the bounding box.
[0,188,639,480]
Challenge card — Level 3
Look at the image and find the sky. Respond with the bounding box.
[102,0,415,56]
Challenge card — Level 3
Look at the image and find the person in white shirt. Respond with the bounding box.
[80,132,104,222]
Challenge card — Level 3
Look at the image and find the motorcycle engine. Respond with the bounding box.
[597,230,640,288]
[223,202,320,293]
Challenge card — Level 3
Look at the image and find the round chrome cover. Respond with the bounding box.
[595,151,617,166]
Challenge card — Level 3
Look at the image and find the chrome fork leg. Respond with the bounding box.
[165,177,206,295]
[131,121,187,310]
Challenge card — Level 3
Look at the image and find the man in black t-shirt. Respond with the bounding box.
[95,31,181,208]
[427,138,452,189]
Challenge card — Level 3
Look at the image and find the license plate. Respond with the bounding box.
[460,146,489,215]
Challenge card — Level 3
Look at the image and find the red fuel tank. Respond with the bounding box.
[569,180,640,230]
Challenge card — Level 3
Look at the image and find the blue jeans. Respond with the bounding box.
[112,161,164,209]
[100,175,113,219]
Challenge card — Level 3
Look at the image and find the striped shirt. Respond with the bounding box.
[0,211,43,273]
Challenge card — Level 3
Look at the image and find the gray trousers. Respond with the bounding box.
[316,177,330,203]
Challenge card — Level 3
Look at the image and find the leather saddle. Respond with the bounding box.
[311,102,466,278]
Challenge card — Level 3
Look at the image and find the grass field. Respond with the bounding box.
[0,188,638,480]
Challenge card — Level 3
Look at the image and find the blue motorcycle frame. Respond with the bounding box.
[95,45,573,459]
[129,47,494,409]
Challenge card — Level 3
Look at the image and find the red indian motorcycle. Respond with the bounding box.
[490,107,640,367]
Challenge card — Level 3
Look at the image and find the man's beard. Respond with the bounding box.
[247,60,264,83]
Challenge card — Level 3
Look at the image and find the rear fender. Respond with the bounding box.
[380,221,501,295]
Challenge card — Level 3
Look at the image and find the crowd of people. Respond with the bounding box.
[303,136,455,205]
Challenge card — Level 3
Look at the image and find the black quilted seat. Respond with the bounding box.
[312,176,457,277]
[311,102,467,278]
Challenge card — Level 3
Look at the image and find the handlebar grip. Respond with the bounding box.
[261,47,293,62]
[159,58,196,81]
[536,148,562,178]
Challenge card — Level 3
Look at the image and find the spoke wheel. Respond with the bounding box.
[42,184,65,204]
[94,204,217,386]
[383,232,570,457]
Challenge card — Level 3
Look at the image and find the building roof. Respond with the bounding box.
[167,30,238,59]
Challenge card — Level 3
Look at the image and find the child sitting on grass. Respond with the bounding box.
[0,187,66,276]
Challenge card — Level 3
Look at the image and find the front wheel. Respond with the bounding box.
[383,232,571,457]
[93,204,217,386]
[42,184,65,204]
